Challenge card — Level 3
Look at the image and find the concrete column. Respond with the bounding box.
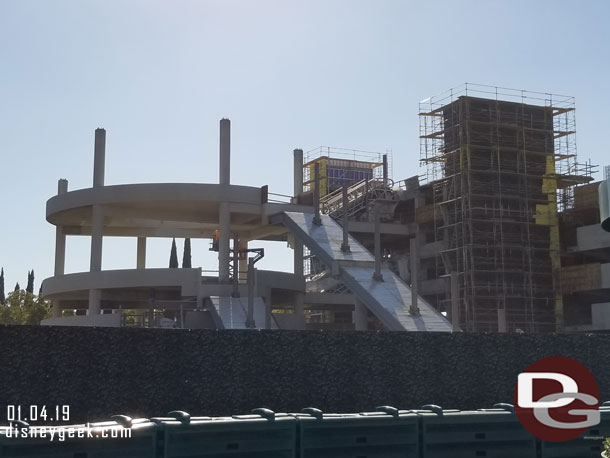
[231,236,240,297]
[313,162,321,226]
[88,204,104,315]
[218,118,231,284]
[218,202,231,283]
[54,179,68,276]
[137,237,146,269]
[373,209,383,281]
[90,205,104,272]
[88,289,101,315]
[219,119,230,186]
[450,271,459,331]
[293,239,304,278]
[54,227,66,276]
[293,149,305,275]
[341,185,350,252]
[382,154,388,188]
[88,128,106,315]
[353,298,368,331]
[293,149,303,198]
[52,301,61,318]
[238,239,249,283]
[409,237,419,315]
[246,258,255,328]
[93,128,106,187]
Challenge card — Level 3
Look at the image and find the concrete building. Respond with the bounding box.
[309,84,610,334]
[41,120,452,332]
[558,178,610,331]
[41,85,610,333]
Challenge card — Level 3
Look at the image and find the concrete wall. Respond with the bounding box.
[41,313,122,327]
[592,302,610,330]
[42,268,203,298]
[575,223,610,251]
[2,326,610,424]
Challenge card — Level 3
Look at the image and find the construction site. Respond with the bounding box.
[40,83,610,334]
[416,84,597,333]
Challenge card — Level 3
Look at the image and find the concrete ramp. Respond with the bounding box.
[208,296,279,330]
[283,211,454,332]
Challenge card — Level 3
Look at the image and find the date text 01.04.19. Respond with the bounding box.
[6,405,70,423]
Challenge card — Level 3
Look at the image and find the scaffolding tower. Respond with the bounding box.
[419,83,593,333]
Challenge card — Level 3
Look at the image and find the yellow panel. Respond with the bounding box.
[542,156,563,332]
[535,204,553,226]
[319,158,327,197]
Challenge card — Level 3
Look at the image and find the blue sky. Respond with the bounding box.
[1,0,609,293]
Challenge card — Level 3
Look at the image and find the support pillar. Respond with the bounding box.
[88,289,101,316]
[232,236,240,297]
[238,239,249,283]
[382,153,388,188]
[341,185,350,252]
[293,239,304,278]
[52,301,61,318]
[353,299,368,331]
[293,148,303,200]
[219,119,230,186]
[137,237,146,269]
[89,128,105,315]
[218,202,230,283]
[90,205,104,272]
[93,128,106,187]
[313,162,321,226]
[373,209,383,281]
[218,118,231,284]
[450,271,460,332]
[246,258,255,328]
[293,148,305,277]
[409,237,420,315]
[54,179,68,276]
[88,205,103,315]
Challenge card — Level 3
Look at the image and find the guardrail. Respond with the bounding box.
[2,404,609,457]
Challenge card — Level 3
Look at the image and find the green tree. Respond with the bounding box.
[0,289,51,325]
[0,268,5,305]
[182,238,192,268]
[26,270,34,294]
[14,282,20,292]
[169,238,179,268]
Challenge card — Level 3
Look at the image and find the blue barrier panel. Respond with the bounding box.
[0,418,159,458]
[160,409,296,458]
[295,407,420,458]
[540,406,610,458]
[419,406,537,458]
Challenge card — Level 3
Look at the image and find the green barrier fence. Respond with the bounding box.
[1,405,608,458]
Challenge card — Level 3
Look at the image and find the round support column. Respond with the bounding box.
[137,237,146,269]
[218,202,231,283]
[54,179,68,276]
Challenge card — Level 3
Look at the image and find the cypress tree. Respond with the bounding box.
[169,238,179,268]
[26,270,34,294]
[0,268,5,304]
[14,282,20,292]
[182,238,192,268]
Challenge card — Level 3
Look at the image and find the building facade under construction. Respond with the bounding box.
[40,84,610,333]
[416,84,596,332]
[306,84,606,333]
